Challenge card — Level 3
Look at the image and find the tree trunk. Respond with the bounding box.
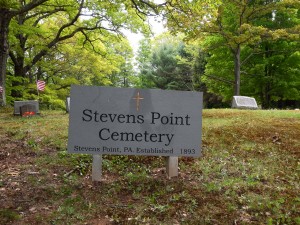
[0,8,12,106]
[262,43,272,109]
[9,13,30,99]
[233,45,241,96]
[11,61,26,98]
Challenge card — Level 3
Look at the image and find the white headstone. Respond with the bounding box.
[66,97,70,113]
[232,96,258,109]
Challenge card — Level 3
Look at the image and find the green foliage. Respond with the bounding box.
[2,0,299,109]
[2,0,158,106]
[165,0,300,105]
[5,75,30,104]
[242,41,300,107]
[7,12,136,103]
[201,36,300,107]
[136,33,227,107]
[0,0,19,9]
[0,209,21,224]
[107,38,136,87]
[202,40,234,101]
[138,33,204,91]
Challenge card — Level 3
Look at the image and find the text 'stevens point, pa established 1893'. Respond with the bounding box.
[67,85,203,157]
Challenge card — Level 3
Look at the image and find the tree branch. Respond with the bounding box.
[130,0,159,16]
[12,0,49,16]
[29,8,67,26]
[204,74,234,84]
[8,51,18,66]
[24,0,85,73]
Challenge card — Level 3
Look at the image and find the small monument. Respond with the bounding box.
[232,96,258,109]
[14,100,39,116]
[66,97,70,113]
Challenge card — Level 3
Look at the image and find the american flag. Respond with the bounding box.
[36,80,46,91]
[0,86,3,93]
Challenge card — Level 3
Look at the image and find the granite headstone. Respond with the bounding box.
[232,96,258,109]
[14,100,39,115]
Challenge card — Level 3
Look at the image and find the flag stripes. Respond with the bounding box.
[36,80,46,91]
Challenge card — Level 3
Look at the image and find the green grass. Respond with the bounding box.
[0,108,299,224]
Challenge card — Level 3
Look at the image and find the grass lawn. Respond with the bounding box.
[0,108,299,224]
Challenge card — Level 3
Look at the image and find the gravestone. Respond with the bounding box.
[14,100,39,115]
[20,104,37,117]
[66,97,70,113]
[232,96,258,109]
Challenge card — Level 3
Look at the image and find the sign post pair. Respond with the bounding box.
[68,85,203,180]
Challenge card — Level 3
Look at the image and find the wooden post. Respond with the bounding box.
[92,154,102,181]
[166,156,178,178]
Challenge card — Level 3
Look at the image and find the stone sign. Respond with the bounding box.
[68,85,203,157]
[232,96,258,109]
[66,97,70,113]
[14,100,39,116]
[20,104,37,117]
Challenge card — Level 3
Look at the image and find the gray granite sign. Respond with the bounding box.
[67,85,203,157]
[232,96,258,109]
[14,100,39,115]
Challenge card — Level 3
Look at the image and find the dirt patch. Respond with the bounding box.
[1,110,299,224]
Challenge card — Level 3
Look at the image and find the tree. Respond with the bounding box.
[242,40,300,108]
[135,37,154,88]
[0,0,160,106]
[137,33,204,91]
[6,20,129,103]
[164,0,300,97]
[0,0,48,105]
[194,0,300,107]
[107,38,135,87]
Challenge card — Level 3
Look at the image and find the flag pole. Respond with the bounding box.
[36,79,46,102]
[36,79,39,101]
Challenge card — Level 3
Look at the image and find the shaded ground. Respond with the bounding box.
[0,109,299,224]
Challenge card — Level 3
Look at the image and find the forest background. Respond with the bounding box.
[0,0,299,109]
